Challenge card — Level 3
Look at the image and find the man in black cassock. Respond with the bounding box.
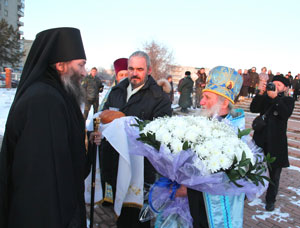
[0,27,92,228]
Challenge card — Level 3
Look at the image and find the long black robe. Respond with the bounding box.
[0,69,88,228]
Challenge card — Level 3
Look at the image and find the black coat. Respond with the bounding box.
[250,93,294,168]
[0,70,88,228]
[249,71,259,88]
[178,76,194,108]
[100,76,172,195]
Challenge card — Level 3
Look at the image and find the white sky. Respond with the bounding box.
[22,0,300,75]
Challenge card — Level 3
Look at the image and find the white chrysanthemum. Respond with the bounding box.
[172,127,186,139]
[170,139,183,154]
[207,156,221,173]
[218,153,233,170]
[195,144,208,158]
[156,128,172,145]
[140,115,255,175]
[185,129,199,143]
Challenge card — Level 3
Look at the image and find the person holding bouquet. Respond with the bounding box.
[176,66,246,227]
[99,51,172,228]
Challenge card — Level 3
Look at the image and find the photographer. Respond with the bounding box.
[250,76,294,211]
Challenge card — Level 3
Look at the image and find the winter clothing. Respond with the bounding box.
[82,75,103,120]
[248,71,259,96]
[195,73,207,108]
[178,76,194,110]
[240,73,251,97]
[250,92,294,205]
[100,75,172,227]
[0,27,88,228]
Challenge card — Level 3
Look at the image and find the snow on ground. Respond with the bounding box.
[288,165,300,172]
[0,88,16,135]
[248,198,291,223]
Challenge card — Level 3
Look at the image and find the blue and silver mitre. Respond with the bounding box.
[203,66,243,104]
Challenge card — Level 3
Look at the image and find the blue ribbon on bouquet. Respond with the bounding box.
[148,177,181,213]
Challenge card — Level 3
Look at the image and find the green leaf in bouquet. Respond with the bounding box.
[238,158,251,167]
[237,128,251,139]
[238,167,246,177]
[241,151,247,161]
[132,118,151,131]
[182,141,190,150]
[230,179,243,188]
[137,132,161,151]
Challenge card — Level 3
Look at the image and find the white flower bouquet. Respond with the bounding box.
[123,115,273,227]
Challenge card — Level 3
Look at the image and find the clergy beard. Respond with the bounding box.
[61,72,85,106]
[199,102,222,118]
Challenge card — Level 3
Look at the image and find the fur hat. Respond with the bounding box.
[272,75,290,87]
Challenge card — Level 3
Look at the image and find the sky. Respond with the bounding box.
[22,0,300,75]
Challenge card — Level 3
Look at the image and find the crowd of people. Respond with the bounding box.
[177,66,300,114]
[0,27,297,228]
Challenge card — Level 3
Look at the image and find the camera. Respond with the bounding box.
[266,82,276,91]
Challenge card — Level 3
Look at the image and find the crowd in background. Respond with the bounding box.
[175,66,300,113]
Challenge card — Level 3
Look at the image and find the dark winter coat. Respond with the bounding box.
[81,75,103,100]
[250,93,294,168]
[0,69,88,228]
[267,74,274,83]
[178,76,194,108]
[249,71,259,88]
[195,73,207,90]
[242,73,251,87]
[100,76,172,195]
[292,78,300,90]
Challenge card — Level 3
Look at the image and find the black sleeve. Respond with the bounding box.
[250,94,266,113]
[99,80,104,93]
[272,96,294,120]
[152,95,172,118]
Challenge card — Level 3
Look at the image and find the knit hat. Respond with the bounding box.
[203,66,243,104]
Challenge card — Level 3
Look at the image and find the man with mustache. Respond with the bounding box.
[0,27,93,228]
[99,51,172,228]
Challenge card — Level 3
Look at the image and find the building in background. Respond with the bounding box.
[0,0,25,72]
[0,0,24,34]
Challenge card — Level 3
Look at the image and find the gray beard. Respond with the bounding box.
[198,103,222,118]
[61,73,85,106]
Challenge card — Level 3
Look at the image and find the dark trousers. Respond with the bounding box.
[84,98,99,120]
[266,167,282,204]
[248,87,255,97]
[187,188,209,228]
[117,207,150,228]
[195,88,203,108]
[293,90,299,101]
